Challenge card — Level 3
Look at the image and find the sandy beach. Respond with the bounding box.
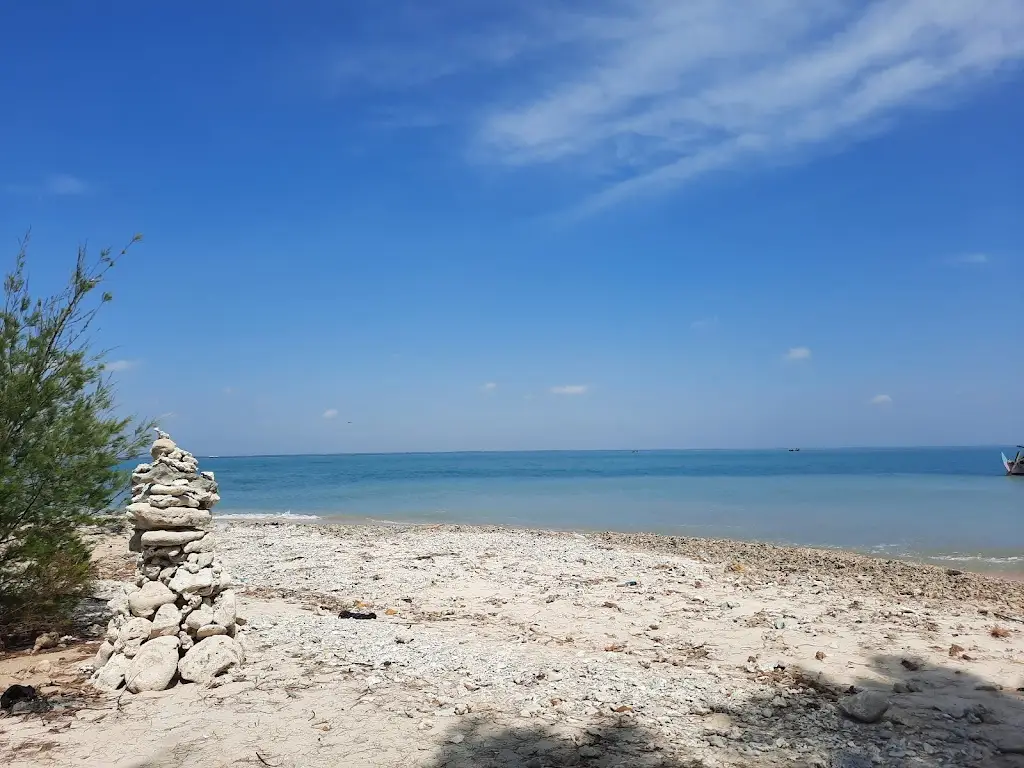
[3,520,1024,768]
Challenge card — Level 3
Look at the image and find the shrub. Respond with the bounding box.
[0,234,151,641]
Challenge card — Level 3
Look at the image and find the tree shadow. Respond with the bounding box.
[421,652,1024,768]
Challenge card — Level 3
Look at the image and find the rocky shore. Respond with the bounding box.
[3,520,1023,767]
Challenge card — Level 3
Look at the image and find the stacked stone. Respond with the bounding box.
[90,431,244,693]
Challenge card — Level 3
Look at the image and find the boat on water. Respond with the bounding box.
[1002,447,1024,476]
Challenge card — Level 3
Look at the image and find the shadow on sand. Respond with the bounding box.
[421,653,1024,768]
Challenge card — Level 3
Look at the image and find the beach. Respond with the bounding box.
[3,519,1024,768]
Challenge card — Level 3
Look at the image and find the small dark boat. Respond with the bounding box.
[1002,447,1024,476]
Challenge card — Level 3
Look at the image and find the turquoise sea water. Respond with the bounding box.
[200,447,1024,570]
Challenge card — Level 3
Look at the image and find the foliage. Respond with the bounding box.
[0,233,151,638]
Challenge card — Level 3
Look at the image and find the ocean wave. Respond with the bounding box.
[925,554,1023,564]
[216,511,321,521]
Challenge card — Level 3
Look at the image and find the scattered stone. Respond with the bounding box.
[32,632,58,653]
[838,690,890,723]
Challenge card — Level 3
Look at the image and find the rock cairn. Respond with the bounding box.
[90,431,244,693]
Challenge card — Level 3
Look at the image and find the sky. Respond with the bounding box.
[1,0,1022,455]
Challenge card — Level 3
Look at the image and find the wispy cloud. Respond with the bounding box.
[550,384,589,395]
[322,408,339,419]
[690,316,719,330]
[948,252,990,265]
[482,1,1024,213]
[5,173,91,197]
[104,359,137,372]
[332,1,1024,213]
[481,382,498,392]
[870,393,893,405]
[784,347,812,361]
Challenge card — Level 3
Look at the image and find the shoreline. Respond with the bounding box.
[212,511,1024,581]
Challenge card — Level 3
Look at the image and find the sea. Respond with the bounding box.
[196,447,1024,573]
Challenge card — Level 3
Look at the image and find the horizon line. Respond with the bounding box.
[181,444,1010,461]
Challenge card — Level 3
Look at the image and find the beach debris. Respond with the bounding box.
[339,610,377,620]
[1,684,38,711]
[619,580,639,587]
[838,690,890,723]
[900,658,922,671]
[32,632,59,653]
[815,650,826,661]
[88,432,241,694]
[949,644,965,658]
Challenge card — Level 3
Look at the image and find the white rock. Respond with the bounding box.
[117,617,154,657]
[178,636,244,684]
[196,552,215,568]
[197,624,227,639]
[148,494,201,510]
[168,566,214,595]
[92,653,131,691]
[183,534,215,553]
[179,631,194,651]
[200,471,215,481]
[126,636,180,693]
[106,616,125,642]
[107,593,130,617]
[128,503,212,530]
[93,641,115,669]
[148,484,191,496]
[185,605,214,632]
[128,581,176,618]
[150,437,177,460]
[150,603,181,638]
[140,529,206,547]
[212,590,236,628]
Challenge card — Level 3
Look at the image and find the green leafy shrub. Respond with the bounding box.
[0,234,151,641]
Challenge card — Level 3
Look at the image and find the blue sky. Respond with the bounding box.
[2,1,1022,455]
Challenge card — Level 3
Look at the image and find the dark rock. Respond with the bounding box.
[1,684,37,711]
[838,690,890,723]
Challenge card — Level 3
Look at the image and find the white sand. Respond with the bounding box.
[2,520,1023,767]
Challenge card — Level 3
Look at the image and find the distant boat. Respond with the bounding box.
[1002,447,1024,476]
[788,448,801,452]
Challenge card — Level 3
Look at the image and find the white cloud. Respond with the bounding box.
[949,252,990,265]
[46,174,89,196]
[870,394,893,405]
[784,347,812,361]
[104,359,137,372]
[322,408,339,419]
[550,384,589,395]
[5,174,90,197]
[690,316,719,330]
[470,0,1024,212]
[481,382,498,392]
